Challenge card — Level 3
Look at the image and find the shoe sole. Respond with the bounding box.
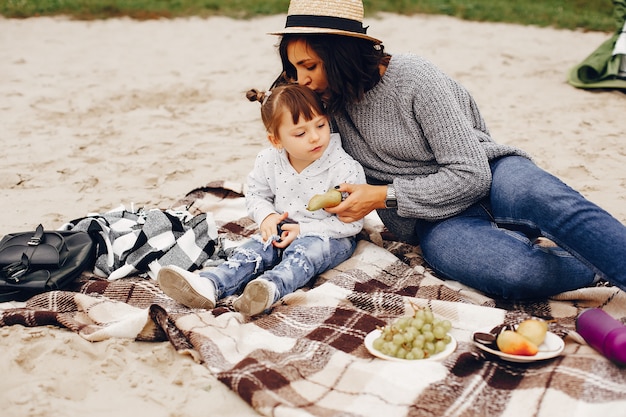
[233,280,271,316]
[158,268,215,309]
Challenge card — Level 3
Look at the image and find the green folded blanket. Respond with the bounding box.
[568,35,626,89]
[567,0,626,90]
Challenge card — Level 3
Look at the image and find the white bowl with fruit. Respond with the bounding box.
[364,305,457,362]
[472,319,564,363]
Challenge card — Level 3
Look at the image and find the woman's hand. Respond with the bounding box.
[325,183,387,222]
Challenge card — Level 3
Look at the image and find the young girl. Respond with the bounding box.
[158,84,366,315]
[269,0,626,300]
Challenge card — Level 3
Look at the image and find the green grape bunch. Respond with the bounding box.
[372,305,453,360]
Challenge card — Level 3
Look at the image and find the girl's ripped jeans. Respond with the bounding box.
[199,234,357,300]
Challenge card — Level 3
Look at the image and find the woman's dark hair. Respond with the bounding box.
[246,84,327,137]
[273,34,389,116]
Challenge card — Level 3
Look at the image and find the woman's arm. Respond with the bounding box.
[325,183,387,223]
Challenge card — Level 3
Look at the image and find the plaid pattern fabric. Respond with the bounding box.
[2,181,626,417]
[63,206,218,280]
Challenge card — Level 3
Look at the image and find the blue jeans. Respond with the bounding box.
[415,156,626,299]
[199,235,357,301]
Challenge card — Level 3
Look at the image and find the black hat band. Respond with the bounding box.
[285,14,368,34]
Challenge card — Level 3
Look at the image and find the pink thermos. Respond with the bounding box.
[576,308,626,366]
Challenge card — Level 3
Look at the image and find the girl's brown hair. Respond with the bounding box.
[273,34,389,116]
[246,84,327,137]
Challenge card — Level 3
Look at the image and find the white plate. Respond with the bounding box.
[364,329,457,362]
[472,326,565,363]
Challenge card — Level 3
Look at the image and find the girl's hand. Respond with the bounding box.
[260,212,289,241]
[273,222,300,248]
[325,183,387,222]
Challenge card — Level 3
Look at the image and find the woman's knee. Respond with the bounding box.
[422,241,574,300]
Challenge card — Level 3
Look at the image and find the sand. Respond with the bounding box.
[1,13,624,417]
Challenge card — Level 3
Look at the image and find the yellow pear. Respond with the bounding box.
[516,319,548,346]
[306,189,342,211]
[496,330,539,356]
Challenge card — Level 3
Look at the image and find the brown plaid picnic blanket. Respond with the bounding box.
[2,181,626,417]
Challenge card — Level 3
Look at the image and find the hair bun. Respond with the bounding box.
[246,88,266,104]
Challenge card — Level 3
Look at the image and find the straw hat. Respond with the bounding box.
[269,0,381,44]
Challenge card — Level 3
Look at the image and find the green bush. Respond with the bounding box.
[0,0,617,32]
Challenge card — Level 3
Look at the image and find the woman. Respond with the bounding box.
[268,0,626,299]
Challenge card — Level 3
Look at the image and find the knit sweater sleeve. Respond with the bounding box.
[338,54,522,221]
[396,57,492,219]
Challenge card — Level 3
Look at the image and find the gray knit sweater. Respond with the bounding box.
[334,53,530,242]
